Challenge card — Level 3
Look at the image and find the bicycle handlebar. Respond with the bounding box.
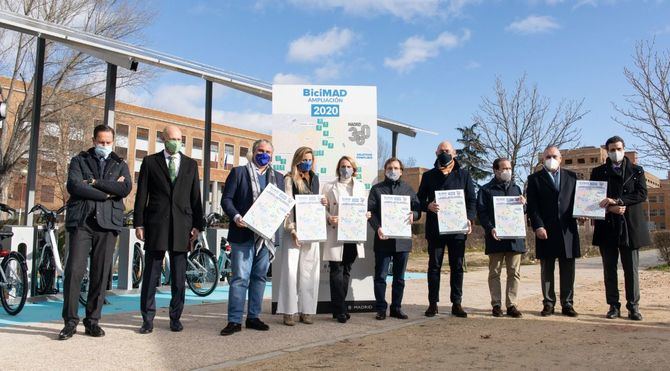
[204,212,223,227]
[0,203,16,215]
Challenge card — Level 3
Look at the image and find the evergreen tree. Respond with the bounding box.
[455,123,491,186]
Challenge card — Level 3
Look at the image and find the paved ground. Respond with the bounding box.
[0,250,667,370]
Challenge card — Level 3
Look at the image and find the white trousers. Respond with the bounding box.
[276,241,320,315]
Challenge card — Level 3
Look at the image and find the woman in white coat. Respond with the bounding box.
[323,156,368,323]
[278,146,327,326]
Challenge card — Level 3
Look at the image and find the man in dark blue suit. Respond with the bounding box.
[220,139,285,336]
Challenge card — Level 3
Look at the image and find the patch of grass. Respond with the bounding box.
[647,263,670,272]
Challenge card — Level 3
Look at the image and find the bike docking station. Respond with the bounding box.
[0,225,35,298]
[205,227,228,260]
[117,227,143,291]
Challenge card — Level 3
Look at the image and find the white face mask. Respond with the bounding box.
[544,158,559,172]
[608,150,624,163]
[385,170,401,181]
[498,170,512,182]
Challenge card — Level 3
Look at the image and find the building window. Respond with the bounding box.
[41,161,57,176]
[660,222,666,230]
[564,159,573,165]
[239,146,249,166]
[115,147,128,159]
[210,142,219,168]
[42,122,60,148]
[649,196,657,203]
[650,209,658,217]
[660,209,666,216]
[659,195,665,203]
[40,185,54,203]
[192,138,203,166]
[116,124,129,149]
[577,158,585,164]
[224,144,235,170]
[136,127,149,151]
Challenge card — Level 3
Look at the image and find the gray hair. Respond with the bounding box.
[252,139,273,153]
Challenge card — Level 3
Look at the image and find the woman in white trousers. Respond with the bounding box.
[277,146,326,326]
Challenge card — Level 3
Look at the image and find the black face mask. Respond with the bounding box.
[437,152,452,167]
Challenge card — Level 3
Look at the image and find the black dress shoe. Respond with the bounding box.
[425,303,438,317]
[375,311,386,320]
[562,306,578,317]
[451,304,468,318]
[170,320,183,332]
[628,310,643,321]
[84,324,105,337]
[389,309,408,319]
[492,305,504,317]
[507,306,523,318]
[139,322,153,334]
[336,314,348,323]
[58,324,77,340]
[332,312,351,320]
[245,318,269,331]
[606,305,621,319]
[220,322,242,336]
[540,305,555,317]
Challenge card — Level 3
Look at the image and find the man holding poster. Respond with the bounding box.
[220,139,286,336]
[417,141,477,318]
[476,158,526,318]
[590,136,650,321]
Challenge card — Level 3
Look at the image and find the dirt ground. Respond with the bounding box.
[238,269,670,370]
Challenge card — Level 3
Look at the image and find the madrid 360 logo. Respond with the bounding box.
[348,122,370,145]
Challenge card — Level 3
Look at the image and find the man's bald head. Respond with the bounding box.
[162,125,182,141]
[435,141,455,156]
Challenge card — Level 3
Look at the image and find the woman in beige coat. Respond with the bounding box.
[322,156,369,323]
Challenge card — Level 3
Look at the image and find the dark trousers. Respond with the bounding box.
[329,243,358,316]
[140,250,187,323]
[600,245,640,311]
[62,218,117,326]
[427,238,465,304]
[374,250,409,312]
[540,257,575,308]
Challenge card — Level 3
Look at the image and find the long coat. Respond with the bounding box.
[526,168,581,260]
[590,157,651,249]
[134,151,204,252]
[66,148,132,231]
[367,178,421,253]
[476,178,527,255]
[322,179,366,261]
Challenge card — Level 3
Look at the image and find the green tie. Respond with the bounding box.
[168,155,176,183]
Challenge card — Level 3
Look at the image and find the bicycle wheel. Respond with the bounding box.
[186,249,218,297]
[1,252,28,315]
[78,262,89,306]
[132,243,143,288]
[36,246,57,295]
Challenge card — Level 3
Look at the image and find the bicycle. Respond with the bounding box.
[109,210,144,289]
[0,204,28,315]
[30,204,88,306]
[161,213,220,296]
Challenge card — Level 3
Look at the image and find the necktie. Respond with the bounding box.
[168,155,176,183]
[553,172,559,190]
[98,157,106,178]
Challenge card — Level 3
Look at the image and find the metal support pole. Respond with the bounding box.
[25,37,45,226]
[103,63,117,128]
[203,80,213,212]
[391,131,398,158]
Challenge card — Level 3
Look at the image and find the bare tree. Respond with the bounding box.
[473,73,588,183]
[377,133,390,169]
[614,40,670,170]
[401,156,417,168]
[0,0,154,201]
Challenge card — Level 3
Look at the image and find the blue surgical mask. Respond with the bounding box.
[254,152,271,167]
[94,144,113,158]
[297,160,312,173]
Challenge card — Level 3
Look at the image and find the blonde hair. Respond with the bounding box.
[335,155,358,178]
[288,146,314,194]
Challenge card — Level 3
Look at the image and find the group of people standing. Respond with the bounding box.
[56,124,650,341]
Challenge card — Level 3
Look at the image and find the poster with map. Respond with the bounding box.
[295,195,327,242]
[272,85,378,191]
[435,190,469,235]
[337,196,368,243]
[573,180,607,219]
[243,183,295,241]
[381,195,412,239]
[493,196,526,239]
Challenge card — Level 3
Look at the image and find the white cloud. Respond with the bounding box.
[465,61,481,70]
[506,15,560,34]
[286,0,479,21]
[314,61,343,81]
[287,27,356,63]
[272,73,310,85]
[573,0,598,9]
[654,25,670,35]
[384,29,471,73]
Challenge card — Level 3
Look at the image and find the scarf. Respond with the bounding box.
[246,161,278,261]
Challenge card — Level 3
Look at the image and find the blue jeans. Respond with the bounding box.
[227,239,270,324]
[374,250,409,312]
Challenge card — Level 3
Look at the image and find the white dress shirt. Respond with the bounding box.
[163,150,181,177]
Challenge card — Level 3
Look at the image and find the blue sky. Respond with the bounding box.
[119,0,670,178]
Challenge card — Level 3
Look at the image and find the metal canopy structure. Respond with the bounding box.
[0,10,437,221]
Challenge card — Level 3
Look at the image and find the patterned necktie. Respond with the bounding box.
[168,155,176,183]
[553,171,559,190]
